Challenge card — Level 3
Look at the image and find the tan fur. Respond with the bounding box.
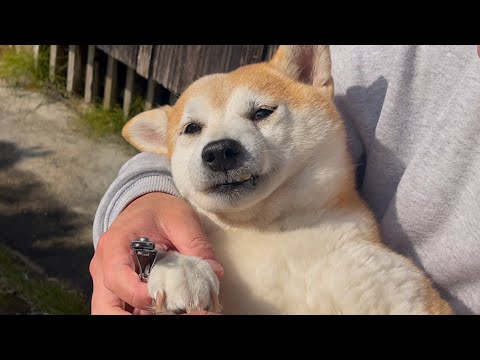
[123,45,452,315]
[421,277,453,314]
[159,63,337,158]
[210,290,222,313]
[155,290,166,314]
[122,106,172,155]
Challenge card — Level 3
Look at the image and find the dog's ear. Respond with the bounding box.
[269,45,333,93]
[122,106,171,154]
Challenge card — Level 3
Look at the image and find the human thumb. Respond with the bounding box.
[164,209,224,278]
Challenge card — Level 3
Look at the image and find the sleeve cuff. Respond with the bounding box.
[92,173,180,249]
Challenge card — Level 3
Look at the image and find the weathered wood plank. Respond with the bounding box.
[123,67,135,118]
[84,45,96,103]
[33,45,40,68]
[150,45,265,95]
[136,45,153,78]
[103,55,118,110]
[92,60,100,102]
[67,45,81,94]
[144,77,156,110]
[49,45,58,81]
[97,45,139,69]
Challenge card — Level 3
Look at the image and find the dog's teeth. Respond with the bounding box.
[222,174,253,184]
[232,175,251,182]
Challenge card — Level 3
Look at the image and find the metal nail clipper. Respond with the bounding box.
[130,237,159,282]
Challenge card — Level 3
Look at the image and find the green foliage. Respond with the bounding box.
[0,246,89,315]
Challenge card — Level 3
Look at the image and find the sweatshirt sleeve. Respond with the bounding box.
[92,152,180,249]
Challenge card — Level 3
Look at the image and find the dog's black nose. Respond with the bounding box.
[202,139,243,172]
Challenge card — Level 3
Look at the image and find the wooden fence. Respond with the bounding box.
[43,45,280,118]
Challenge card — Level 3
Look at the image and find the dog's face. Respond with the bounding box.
[123,46,345,214]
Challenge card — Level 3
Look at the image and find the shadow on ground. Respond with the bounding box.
[0,140,93,300]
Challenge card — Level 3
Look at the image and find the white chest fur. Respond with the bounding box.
[203,217,428,315]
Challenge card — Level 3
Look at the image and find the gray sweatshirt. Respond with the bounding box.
[93,45,480,315]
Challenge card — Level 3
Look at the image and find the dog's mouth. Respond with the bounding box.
[209,174,258,193]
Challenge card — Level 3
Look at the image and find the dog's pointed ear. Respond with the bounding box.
[269,45,333,92]
[122,106,171,154]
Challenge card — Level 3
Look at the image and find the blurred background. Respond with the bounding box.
[0,45,278,314]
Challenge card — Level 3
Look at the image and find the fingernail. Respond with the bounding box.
[206,259,224,278]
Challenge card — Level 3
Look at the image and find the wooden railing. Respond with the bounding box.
[44,45,279,117]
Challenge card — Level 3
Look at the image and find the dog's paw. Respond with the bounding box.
[147,251,221,314]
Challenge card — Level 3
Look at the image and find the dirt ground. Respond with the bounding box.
[0,82,135,299]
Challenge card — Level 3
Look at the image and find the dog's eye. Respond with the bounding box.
[252,108,274,121]
[184,123,202,135]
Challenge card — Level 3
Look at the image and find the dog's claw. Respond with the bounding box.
[154,290,167,315]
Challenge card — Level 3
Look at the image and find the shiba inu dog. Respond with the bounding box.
[122,45,452,314]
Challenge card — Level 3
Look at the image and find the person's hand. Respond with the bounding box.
[89,192,223,315]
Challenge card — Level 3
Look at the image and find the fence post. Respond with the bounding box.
[49,45,58,82]
[123,67,135,118]
[67,45,81,94]
[144,77,156,110]
[84,45,96,103]
[103,55,118,110]
[33,45,40,68]
[92,60,100,103]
